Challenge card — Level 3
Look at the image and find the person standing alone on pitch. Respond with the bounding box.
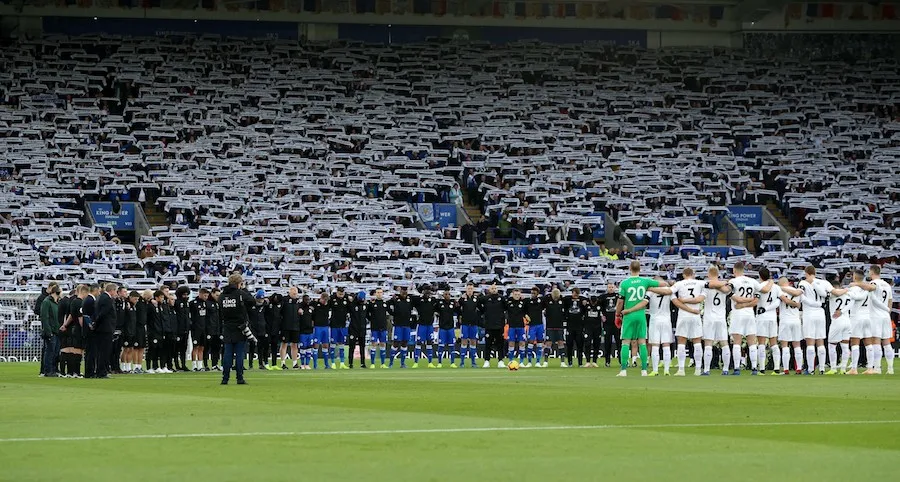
[219,274,257,385]
[615,261,663,377]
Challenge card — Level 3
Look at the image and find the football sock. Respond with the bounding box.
[828,344,838,370]
[839,342,849,371]
[426,346,433,363]
[806,346,815,371]
[816,345,826,372]
[771,345,781,371]
[311,350,318,369]
[676,344,686,370]
[370,348,376,366]
[793,347,803,371]
[535,345,542,365]
[732,346,742,370]
[339,346,345,363]
[651,346,660,372]
[748,344,758,370]
[883,344,894,371]
[662,346,672,372]
[721,345,731,372]
[450,347,456,365]
[692,343,702,371]
[400,347,408,366]
[873,344,883,371]
[703,346,713,373]
[414,346,422,361]
[526,344,534,363]
[866,345,875,369]
[508,348,514,362]
[851,345,860,370]
[379,347,386,365]
[519,347,525,364]
[638,344,648,370]
[757,345,767,371]
[389,347,397,367]
[438,345,445,363]
[620,343,631,371]
[781,346,791,372]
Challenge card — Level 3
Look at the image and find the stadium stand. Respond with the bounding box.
[0,33,898,320]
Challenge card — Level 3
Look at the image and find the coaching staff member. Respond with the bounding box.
[219,274,256,385]
[90,283,118,379]
[480,284,507,368]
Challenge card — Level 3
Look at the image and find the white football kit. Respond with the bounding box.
[871,279,893,340]
[847,286,872,339]
[778,288,803,342]
[756,284,781,339]
[729,276,761,337]
[672,279,706,340]
[827,291,852,343]
[647,291,673,345]
[702,283,728,341]
[800,278,832,340]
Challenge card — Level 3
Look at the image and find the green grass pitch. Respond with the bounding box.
[1,362,898,481]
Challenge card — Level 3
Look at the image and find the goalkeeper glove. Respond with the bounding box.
[614,314,622,329]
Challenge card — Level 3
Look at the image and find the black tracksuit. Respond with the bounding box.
[413,295,437,344]
[349,299,368,367]
[205,298,222,369]
[598,293,620,365]
[189,298,208,350]
[480,294,506,360]
[159,302,176,370]
[250,302,268,368]
[585,302,604,364]
[174,298,191,370]
[267,300,283,366]
[564,296,588,366]
[280,297,301,342]
[457,294,482,332]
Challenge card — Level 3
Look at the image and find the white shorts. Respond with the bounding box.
[828,319,851,343]
[756,314,778,339]
[802,311,826,340]
[648,317,674,345]
[702,318,728,342]
[675,315,703,340]
[849,317,870,339]
[729,310,757,337]
[779,320,802,342]
[874,315,892,340]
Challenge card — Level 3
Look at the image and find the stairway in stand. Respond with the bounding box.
[143,204,169,227]
[765,201,796,235]
[462,193,492,245]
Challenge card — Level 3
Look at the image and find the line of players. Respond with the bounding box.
[625,262,895,377]
[101,282,618,373]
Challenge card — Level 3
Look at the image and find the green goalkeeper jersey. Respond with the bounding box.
[618,276,660,316]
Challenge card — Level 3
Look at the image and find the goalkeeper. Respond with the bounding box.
[219,273,258,385]
[615,261,663,377]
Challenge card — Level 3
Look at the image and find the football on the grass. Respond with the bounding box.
[508,360,520,371]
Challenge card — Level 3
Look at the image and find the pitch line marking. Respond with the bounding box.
[2,420,897,444]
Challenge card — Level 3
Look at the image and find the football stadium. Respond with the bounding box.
[0,0,898,479]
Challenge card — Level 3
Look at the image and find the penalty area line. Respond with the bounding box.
[2,420,898,443]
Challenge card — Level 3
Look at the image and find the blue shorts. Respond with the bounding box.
[528,324,545,343]
[299,334,314,349]
[313,326,331,345]
[393,326,411,342]
[330,327,347,344]
[371,330,388,344]
[508,327,526,343]
[438,328,456,346]
[416,325,433,344]
[460,324,478,340]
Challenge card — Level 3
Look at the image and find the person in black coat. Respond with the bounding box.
[266,293,283,368]
[249,289,268,369]
[205,288,222,371]
[89,284,118,379]
[131,291,149,373]
[81,284,100,378]
[110,286,128,374]
[279,287,302,369]
[219,274,256,385]
[174,286,192,372]
[189,289,209,371]
[563,288,589,368]
[479,284,507,368]
[159,293,177,372]
[147,290,165,373]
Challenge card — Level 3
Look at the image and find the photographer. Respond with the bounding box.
[219,274,256,385]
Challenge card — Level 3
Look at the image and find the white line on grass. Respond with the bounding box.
[2,420,897,444]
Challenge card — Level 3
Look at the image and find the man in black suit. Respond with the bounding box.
[91,283,119,379]
[82,284,100,378]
